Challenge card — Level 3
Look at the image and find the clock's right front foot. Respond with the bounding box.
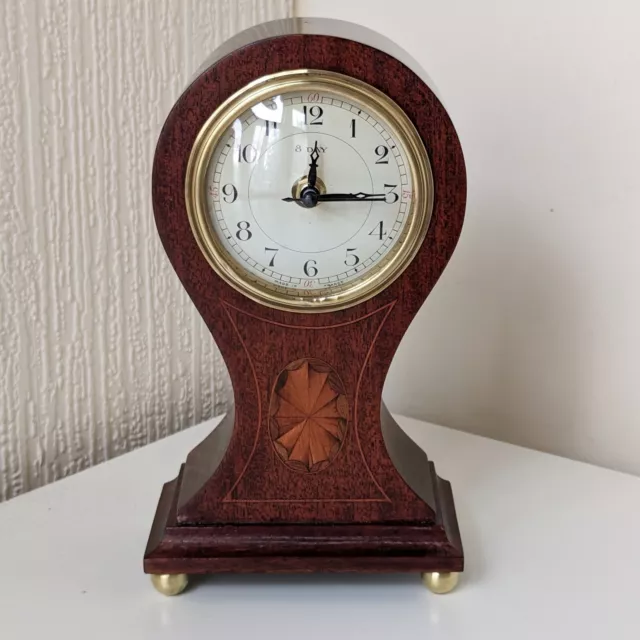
[421,571,460,594]
[150,573,189,596]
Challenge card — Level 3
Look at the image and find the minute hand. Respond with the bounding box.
[283,192,387,203]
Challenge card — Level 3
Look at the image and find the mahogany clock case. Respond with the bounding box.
[145,18,466,575]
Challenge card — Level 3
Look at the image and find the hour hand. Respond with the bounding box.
[308,141,320,188]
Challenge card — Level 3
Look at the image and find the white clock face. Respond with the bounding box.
[203,88,415,303]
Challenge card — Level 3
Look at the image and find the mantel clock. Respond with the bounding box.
[144,18,466,596]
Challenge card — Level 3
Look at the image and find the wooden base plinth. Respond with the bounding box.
[144,463,463,575]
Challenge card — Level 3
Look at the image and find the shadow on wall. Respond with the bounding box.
[384,194,588,466]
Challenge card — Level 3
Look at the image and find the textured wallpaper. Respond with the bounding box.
[0,0,293,501]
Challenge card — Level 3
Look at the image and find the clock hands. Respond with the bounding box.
[283,192,387,207]
[287,140,385,207]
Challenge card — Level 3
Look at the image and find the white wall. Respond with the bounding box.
[0,0,292,501]
[298,0,640,475]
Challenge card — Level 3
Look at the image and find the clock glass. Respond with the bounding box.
[186,70,433,312]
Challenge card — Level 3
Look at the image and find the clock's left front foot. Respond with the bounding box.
[150,573,189,596]
[421,571,459,594]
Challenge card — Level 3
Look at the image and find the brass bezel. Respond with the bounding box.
[185,69,434,313]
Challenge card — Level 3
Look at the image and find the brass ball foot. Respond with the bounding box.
[421,571,459,594]
[150,573,189,596]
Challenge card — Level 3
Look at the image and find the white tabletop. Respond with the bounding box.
[1,414,639,639]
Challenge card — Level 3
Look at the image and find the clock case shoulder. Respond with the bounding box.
[146,19,466,575]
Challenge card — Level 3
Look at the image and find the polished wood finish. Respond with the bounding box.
[145,21,466,575]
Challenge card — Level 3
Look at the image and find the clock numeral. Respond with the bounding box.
[368,221,387,240]
[265,247,278,267]
[265,120,278,136]
[345,248,360,267]
[237,144,257,163]
[307,92,321,102]
[384,183,399,204]
[374,145,390,164]
[222,183,238,203]
[303,259,318,277]
[236,221,252,241]
[303,105,323,126]
[350,118,356,138]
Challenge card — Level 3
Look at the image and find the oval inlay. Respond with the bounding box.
[269,358,349,473]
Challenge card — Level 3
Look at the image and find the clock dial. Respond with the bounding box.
[187,71,432,312]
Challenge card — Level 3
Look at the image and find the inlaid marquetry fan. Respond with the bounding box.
[270,359,348,473]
